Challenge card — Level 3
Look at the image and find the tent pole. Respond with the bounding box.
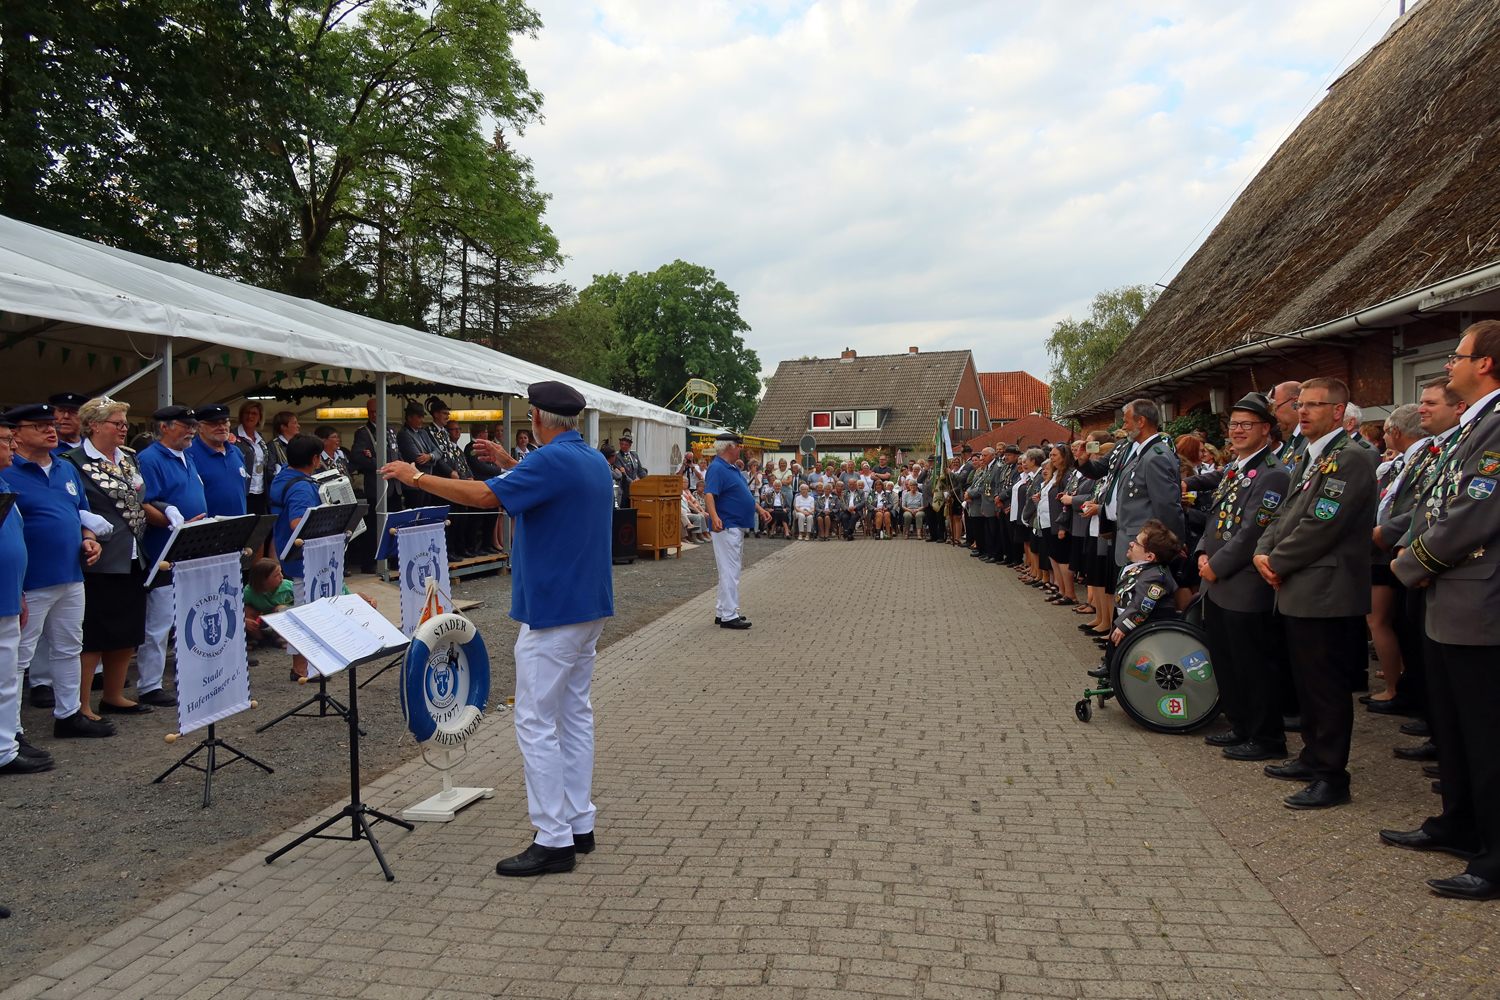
[157,339,174,408]
[500,392,512,553]
[374,373,388,521]
[586,408,600,449]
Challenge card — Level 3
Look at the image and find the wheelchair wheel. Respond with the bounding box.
[1075,699,1092,723]
[1108,618,1220,733]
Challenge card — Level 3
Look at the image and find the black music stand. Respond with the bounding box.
[257,503,365,734]
[264,645,413,880]
[150,515,275,806]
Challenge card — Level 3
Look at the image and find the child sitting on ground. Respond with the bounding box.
[244,557,379,680]
[1088,519,1180,679]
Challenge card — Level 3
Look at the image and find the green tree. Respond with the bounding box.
[575,261,761,429]
[1045,283,1160,413]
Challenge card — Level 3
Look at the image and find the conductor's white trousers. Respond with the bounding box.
[710,526,743,621]
[513,617,605,849]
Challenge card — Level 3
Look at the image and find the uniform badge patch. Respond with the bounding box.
[1256,510,1272,526]
[1145,583,1165,600]
[1467,477,1496,501]
[1262,491,1282,509]
[1158,695,1187,718]
[1324,478,1345,499]
[1126,655,1152,683]
[1180,650,1213,682]
[1479,452,1500,477]
[1314,498,1340,520]
[66,481,78,496]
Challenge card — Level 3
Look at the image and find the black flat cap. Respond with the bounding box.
[4,403,54,423]
[404,401,426,417]
[48,392,89,410]
[1004,443,1020,454]
[715,431,743,443]
[527,381,587,416]
[1230,391,1275,424]
[152,404,197,423]
[193,404,232,421]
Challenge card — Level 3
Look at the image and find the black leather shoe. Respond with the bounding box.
[53,713,116,739]
[495,841,576,877]
[1427,873,1500,900]
[1086,665,1109,679]
[1379,828,1478,860]
[1284,780,1351,810]
[28,685,54,709]
[574,831,595,854]
[1432,781,1443,795]
[1367,698,1421,717]
[1400,719,1430,738]
[1204,732,1246,747]
[1282,715,1301,733]
[138,689,177,707]
[0,753,54,774]
[1223,741,1287,762]
[1422,763,1441,778]
[1264,760,1316,782]
[719,616,752,629]
[1393,741,1439,761]
[16,736,50,759]
[98,700,153,715]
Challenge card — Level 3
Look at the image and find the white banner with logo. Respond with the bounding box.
[296,533,346,606]
[397,523,451,636]
[172,552,251,735]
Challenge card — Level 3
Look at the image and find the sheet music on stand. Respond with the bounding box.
[265,597,408,679]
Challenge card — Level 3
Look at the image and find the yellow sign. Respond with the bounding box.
[315,407,366,420]
[315,408,507,422]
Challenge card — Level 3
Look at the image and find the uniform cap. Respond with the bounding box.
[1004,443,1020,454]
[426,396,450,415]
[527,381,587,416]
[193,403,232,421]
[5,403,55,423]
[715,431,743,443]
[619,429,633,443]
[1230,391,1276,425]
[152,404,197,423]
[47,392,89,410]
[404,401,426,417]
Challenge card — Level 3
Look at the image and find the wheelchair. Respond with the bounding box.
[1074,595,1221,733]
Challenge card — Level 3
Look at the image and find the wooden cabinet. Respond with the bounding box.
[629,475,682,560]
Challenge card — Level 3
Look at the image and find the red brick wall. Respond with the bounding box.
[951,357,989,443]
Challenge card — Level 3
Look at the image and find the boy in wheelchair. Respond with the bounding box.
[1088,519,1181,679]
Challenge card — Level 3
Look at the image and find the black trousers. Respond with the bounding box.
[1283,615,1366,785]
[1268,609,1301,720]
[926,506,944,541]
[1393,584,1428,715]
[840,510,859,538]
[984,515,1004,560]
[1203,596,1285,748]
[1419,639,1500,875]
[968,514,987,554]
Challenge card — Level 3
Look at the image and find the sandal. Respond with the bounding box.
[1072,604,1097,615]
[1049,597,1078,607]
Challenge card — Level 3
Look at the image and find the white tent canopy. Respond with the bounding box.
[0,214,688,432]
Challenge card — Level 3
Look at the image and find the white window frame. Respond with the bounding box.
[969,408,979,431]
[810,411,832,430]
[855,409,878,429]
[953,406,964,430]
[832,410,855,429]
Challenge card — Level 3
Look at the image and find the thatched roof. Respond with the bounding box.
[1067,0,1500,417]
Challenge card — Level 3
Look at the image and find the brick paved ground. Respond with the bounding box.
[4,539,1410,1000]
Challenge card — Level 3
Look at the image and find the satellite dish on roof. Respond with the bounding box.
[800,434,817,455]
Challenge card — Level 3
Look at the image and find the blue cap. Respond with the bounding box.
[152,405,197,423]
[4,404,55,424]
[48,393,90,410]
[193,404,232,421]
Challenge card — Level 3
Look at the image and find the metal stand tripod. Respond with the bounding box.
[264,663,413,880]
[256,673,366,735]
[154,723,274,808]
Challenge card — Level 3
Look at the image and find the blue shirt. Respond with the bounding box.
[4,454,89,591]
[191,439,248,517]
[706,456,756,531]
[269,466,321,578]
[0,476,28,615]
[139,443,208,564]
[485,430,614,629]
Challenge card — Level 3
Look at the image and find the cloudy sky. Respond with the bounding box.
[512,0,1404,379]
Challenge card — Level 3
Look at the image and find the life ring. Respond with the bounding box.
[401,613,491,746]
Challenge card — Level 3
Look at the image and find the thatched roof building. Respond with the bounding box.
[1065,0,1500,427]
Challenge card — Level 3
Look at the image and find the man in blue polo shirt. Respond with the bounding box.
[0,415,53,772]
[192,404,248,516]
[136,405,208,707]
[705,432,764,630]
[268,434,326,592]
[2,404,108,741]
[383,381,613,878]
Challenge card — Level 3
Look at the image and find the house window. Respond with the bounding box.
[969,408,979,431]
[855,409,878,429]
[810,411,831,429]
[832,410,854,429]
[952,407,963,430]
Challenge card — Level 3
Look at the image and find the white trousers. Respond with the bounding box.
[794,512,814,533]
[0,616,22,764]
[710,526,744,620]
[17,583,85,720]
[136,586,174,694]
[25,629,52,689]
[513,618,605,848]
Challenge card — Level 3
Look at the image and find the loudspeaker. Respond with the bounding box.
[612,507,638,564]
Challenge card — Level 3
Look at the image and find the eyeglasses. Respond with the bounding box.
[1448,353,1483,365]
[1290,400,1337,411]
[1226,420,1268,430]
[98,419,129,430]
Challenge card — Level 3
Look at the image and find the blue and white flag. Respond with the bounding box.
[297,533,345,606]
[172,551,251,735]
[397,522,451,636]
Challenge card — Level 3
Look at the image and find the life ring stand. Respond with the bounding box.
[401,613,491,746]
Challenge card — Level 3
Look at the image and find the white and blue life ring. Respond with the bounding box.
[401,613,491,747]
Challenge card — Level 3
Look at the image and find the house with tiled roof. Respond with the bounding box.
[977,371,1051,427]
[748,347,990,460]
[966,413,1074,452]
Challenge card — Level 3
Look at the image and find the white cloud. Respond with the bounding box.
[513,0,1402,378]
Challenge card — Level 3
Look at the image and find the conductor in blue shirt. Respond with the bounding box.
[704,432,763,629]
[382,381,613,878]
